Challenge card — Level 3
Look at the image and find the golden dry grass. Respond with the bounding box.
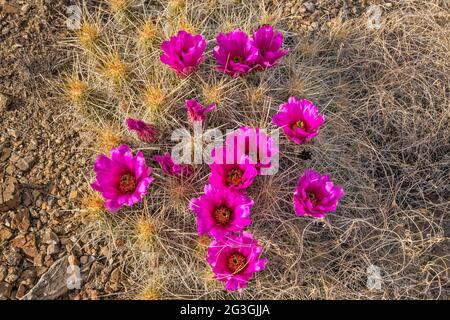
[64,0,449,299]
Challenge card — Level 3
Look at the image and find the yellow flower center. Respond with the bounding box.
[227,252,247,274]
[292,120,305,130]
[119,173,137,194]
[213,206,233,225]
[226,168,243,186]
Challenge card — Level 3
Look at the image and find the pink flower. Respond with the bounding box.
[272,97,325,144]
[207,232,267,291]
[91,145,154,212]
[160,30,206,76]
[213,29,259,77]
[252,25,288,69]
[224,126,279,174]
[293,169,344,219]
[209,147,257,191]
[185,99,216,124]
[189,184,253,239]
[126,118,159,143]
[153,153,193,178]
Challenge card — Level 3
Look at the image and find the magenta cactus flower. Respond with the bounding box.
[224,126,279,174]
[91,145,154,212]
[252,25,288,69]
[272,97,325,144]
[209,148,257,191]
[213,29,259,77]
[160,30,206,76]
[293,169,345,219]
[207,232,267,291]
[185,99,216,124]
[153,153,193,178]
[189,184,253,239]
[126,118,159,143]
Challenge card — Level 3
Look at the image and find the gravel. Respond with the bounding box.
[0,0,109,300]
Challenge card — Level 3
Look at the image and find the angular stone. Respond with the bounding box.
[16,283,27,299]
[0,147,11,162]
[19,269,36,286]
[0,226,13,242]
[0,266,6,282]
[5,252,22,266]
[109,268,121,292]
[16,156,35,172]
[0,282,12,299]
[33,254,44,267]
[21,258,71,300]
[42,228,59,244]
[80,256,88,265]
[5,271,18,284]
[0,177,21,212]
[12,208,30,233]
[46,243,59,256]
[11,234,39,258]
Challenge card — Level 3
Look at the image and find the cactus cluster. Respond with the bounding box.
[63,0,449,299]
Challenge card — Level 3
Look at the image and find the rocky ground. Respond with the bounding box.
[0,0,406,300]
[0,0,121,300]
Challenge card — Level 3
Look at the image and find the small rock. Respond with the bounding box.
[16,283,27,299]
[5,252,22,266]
[19,269,36,286]
[22,258,70,300]
[12,208,30,233]
[68,255,78,265]
[42,228,59,244]
[16,156,35,172]
[0,93,10,111]
[80,256,89,265]
[0,227,13,242]
[44,255,54,267]
[0,147,11,162]
[5,165,15,175]
[68,190,78,200]
[109,268,121,292]
[87,289,99,300]
[33,254,44,267]
[0,177,21,212]
[11,234,39,258]
[46,243,60,256]
[0,266,6,282]
[304,2,316,13]
[5,271,19,284]
[20,4,31,14]
[6,128,19,139]
[0,282,12,299]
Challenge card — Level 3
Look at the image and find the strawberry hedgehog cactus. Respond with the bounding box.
[64,0,351,299]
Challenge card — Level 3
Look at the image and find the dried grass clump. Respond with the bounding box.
[64,0,449,299]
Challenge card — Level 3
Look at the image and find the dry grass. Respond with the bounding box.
[64,0,449,299]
